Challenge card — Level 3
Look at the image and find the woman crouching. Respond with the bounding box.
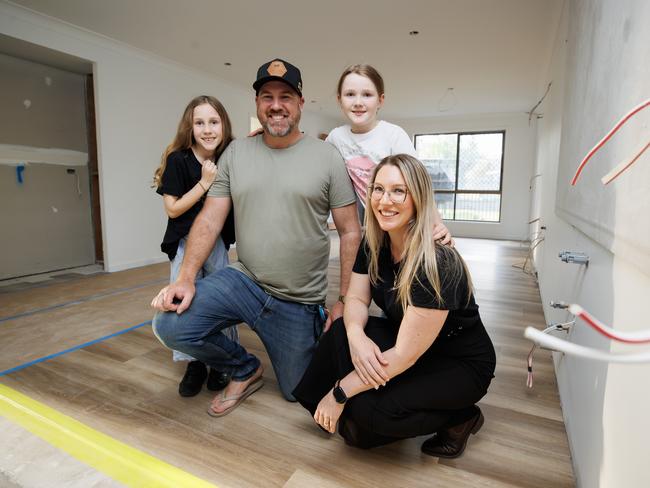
[293,154,496,458]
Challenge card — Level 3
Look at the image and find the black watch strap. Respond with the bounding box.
[332,379,348,404]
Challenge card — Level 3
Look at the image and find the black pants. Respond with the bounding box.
[292,317,495,449]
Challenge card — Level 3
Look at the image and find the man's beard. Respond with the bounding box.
[262,111,299,137]
[265,121,292,137]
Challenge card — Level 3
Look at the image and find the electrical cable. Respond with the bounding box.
[524,327,650,363]
[524,232,544,249]
[525,303,650,383]
[569,304,650,344]
[529,173,542,190]
[512,236,544,277]
[526,321,573,388]
[528,82,552,125]
[571,98,650,185]
[601,141,650,185]
[526,345,535,388]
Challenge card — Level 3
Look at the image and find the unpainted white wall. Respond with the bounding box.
[301,110,339,139]
[553,0,650,275]
[0,163,94,278]
[394,113,536,241]
[0,53,94,278]
[531,1,650,486]
[0,2,336,272]
[0,52,87,151]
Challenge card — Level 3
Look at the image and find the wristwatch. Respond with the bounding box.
[332,379,348,404]
[338,295,346,304]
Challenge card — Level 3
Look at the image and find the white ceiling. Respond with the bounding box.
[7,0,564,120]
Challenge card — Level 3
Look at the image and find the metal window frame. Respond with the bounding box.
[414,130,505,222]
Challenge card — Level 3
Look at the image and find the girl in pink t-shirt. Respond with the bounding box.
[326,64,448,241]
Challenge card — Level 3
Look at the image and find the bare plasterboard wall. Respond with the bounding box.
[0,52,94,279]
[555,0,650,275]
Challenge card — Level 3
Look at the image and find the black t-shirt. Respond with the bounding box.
[157,148,235,260]
[352,239,481,339]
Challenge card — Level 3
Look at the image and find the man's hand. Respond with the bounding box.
[150,279,196,314]
[433,221,454,246]
[323,300,344,332]
[347,329,389,388]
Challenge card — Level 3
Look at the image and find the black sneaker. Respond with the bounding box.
[178,361,208,397]
[206,368,231,391]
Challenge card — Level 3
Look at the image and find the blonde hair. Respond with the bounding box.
[153,95,233,188]
[364,154,473,311]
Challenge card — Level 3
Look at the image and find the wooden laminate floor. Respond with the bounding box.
[0,236,575,487]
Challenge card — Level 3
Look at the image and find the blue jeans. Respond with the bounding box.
[170,236,238,362]
[153,267,324,400]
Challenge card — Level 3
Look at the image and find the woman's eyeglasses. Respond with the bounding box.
[369,184,409,204]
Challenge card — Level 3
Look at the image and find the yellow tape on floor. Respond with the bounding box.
[0,383,217,487]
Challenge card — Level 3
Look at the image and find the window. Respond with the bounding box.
[414,131,504,222]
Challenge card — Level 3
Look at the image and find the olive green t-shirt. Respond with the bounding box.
[209,135,356,303]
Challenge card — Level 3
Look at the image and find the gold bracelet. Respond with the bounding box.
[338,295,346,304]
[198,181,208,192]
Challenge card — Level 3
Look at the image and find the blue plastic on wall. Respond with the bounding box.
[16,164,25,184]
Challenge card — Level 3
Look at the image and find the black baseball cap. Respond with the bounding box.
[253,58,303,97]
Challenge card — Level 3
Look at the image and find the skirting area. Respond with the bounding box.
[0,236,575,487]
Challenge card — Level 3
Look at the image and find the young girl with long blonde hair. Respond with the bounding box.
[153,95,237,397]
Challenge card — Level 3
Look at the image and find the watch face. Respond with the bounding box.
[333,385,347,404]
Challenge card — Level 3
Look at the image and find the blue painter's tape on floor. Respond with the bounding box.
[0,278,166,324]
[0,321,152,377]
